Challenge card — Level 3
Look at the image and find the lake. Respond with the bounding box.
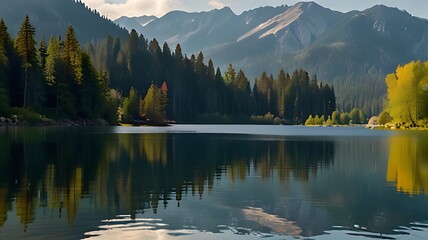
[0,125,428,239]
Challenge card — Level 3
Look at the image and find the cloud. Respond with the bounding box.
[81,0,183,19]
[208,0,225,9]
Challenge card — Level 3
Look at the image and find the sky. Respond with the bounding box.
[80,0,428,20]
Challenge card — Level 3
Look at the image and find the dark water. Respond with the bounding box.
[0,125,428,239]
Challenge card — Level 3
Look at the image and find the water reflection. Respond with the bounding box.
[0,127,428,239]
[387,134,428,195]
[0,128,333,230]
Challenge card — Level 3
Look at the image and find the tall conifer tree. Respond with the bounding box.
[15,15,37,107]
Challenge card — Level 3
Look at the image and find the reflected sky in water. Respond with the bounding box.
[0,125,427,239]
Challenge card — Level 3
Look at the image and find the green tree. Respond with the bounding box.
[331,110,341,125]
[0,86,9,116]
[45,37,61,85]
[0,40,9,115]
[62,26,83,83]
[45,37,63,114]
[224,64,235,85]
[39,40,47,72]
[0,33,8,113]
[174,44,183,62]
[378,111,393,125]
[340,112,351,125]
[305,115,314,125]
[80,52,105,117]
[194,52,205,76]
[0,19,21,107]
[104,89,122,125]
[15,15,38,108]
[350,108,364,124]
[121,87,139,122]
[235,69,250,93]
[276,69,287,118]
[141,83,168,123]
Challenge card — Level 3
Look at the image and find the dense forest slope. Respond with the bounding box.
[0,0,128,42]
[116,2,428,115]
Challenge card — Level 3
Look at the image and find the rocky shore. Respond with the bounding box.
[0,116,111,127]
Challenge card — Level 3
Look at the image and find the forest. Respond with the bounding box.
[0,16,337,125]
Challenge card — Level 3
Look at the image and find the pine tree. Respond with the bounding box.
[194,52,205,76]
[0,40,8,115]
[224,64,235,85]
[174,44,183,62]
[277,69,287,118]
[235,69,250,93]
[149,38,161,56]
[80,52,104,117]
[0,19,21,107]
[15,15,37,108]
[62,26,82,83]
[39,40,47,73]
[45,37,61,85]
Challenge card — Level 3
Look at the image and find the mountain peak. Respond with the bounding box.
[294,1,318,9]
[236,1,337,43]
[210,6,236,17]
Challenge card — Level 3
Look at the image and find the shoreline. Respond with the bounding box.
[0,117,111,127]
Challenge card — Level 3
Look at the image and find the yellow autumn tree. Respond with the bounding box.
[140,83,168,124]
[386,61,428,125]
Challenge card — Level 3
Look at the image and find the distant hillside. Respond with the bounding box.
[0,0,129,42]
[114,15,157,34]
[115,2,428,115]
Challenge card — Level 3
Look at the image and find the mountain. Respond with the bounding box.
[114,15,157,34]
[114,2,345,75]
[0,0,128,42]
[237,2,342,51]
[117,6,289,56]
[115,2,428,115]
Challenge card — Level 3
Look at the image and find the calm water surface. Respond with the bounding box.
[0,125,427,239]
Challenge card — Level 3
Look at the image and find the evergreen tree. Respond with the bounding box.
[15,15,38,108]
[174,44,183,62]
[276,69,287,118]
[39,40,47,72]
[1,20,19,107]
[0,39,9,115]
[235,69,250,93]
[149,38,161,56]
[162,42,171,57]
[214,67,224,114]
[45,36,61,110]
[62,25,83,83]
[80,52,104,117]
[224,64,235,85]
[194,52,205,76]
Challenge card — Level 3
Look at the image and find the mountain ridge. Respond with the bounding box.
[113,1,428,115]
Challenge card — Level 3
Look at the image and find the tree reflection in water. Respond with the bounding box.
[1,127,428,239]
[0,128,334,231]
[387,135,428,195]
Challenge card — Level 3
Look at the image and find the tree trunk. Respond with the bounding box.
[23,68,28,108]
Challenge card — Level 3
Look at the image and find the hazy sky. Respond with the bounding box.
[80,0,428,20]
